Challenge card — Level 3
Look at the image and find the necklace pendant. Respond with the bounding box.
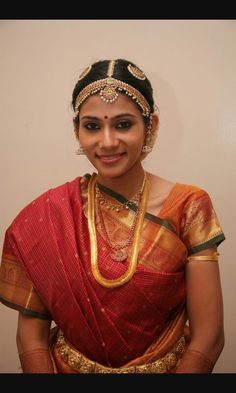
[110,249,128,262]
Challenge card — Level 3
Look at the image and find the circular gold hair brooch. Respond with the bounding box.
[127,64,146,80]
[78,65,92,81]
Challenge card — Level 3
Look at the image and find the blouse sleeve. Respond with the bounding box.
[180,189,225,255]
[0,232,52,320]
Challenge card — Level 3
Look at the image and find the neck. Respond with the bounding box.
[96,163,146,200]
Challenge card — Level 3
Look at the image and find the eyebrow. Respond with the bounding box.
[80,113,138,121]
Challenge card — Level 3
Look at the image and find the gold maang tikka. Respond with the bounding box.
[74,60,151,117]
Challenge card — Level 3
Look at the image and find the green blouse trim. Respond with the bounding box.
[188,233,226,255]
[83,173,176,235]
[83,174,226,252]
[0,296,52,320]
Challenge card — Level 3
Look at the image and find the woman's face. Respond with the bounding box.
[76,93,146,179]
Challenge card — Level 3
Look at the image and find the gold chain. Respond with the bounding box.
[96,186,141,212]
[97,204,139,256]
[96,174,146,261]
[87,173,150,288]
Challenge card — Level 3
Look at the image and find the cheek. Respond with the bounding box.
[129,130,145,147]
[77,131,92,146]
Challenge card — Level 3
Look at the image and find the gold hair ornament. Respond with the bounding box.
[127,64,146,80]
[74,60,151,117]
[87,172,150,288]
[78,65,92,81]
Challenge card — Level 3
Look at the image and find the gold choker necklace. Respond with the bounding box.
[87,172,150,288]
[96,186,142,213]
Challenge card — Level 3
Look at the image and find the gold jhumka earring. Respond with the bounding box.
[75,145,85,155]
[142,114,153,153]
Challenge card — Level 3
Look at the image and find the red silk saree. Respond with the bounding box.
[0,174,225,369]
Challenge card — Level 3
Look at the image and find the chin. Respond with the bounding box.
[95,166,127,179]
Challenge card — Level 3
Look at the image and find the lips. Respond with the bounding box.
[96,152,126,164]
[97,153,125,160]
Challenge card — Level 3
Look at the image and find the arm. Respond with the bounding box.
[16,312,55,373]
[175,248,225,373]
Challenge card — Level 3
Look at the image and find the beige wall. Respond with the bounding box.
[0,20,235,373]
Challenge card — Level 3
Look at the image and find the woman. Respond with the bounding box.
[0,59,225,373]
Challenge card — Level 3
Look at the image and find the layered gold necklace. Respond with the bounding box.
[95,176,146,262]
[87,172,150,288]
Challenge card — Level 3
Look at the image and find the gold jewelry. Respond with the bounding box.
[187,252,219,262]
[127,64,146,80]
[96,174,147,262]
[87,173,150,288]
[97,202,139,262]
[107,60,116,77]
[96,184,143,213]
[141,145,152,153]
[56,330,186,373]
[75,144,85,155]
[74,60,151,117]
[142,114,153,153]
[96,188,129,212]
[75,78,150,117]
[175,348,214,373]
[78,65,92,81]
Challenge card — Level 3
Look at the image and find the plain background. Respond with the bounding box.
[0,20,235,373]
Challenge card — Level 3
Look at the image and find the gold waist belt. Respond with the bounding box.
[56,332,185,373]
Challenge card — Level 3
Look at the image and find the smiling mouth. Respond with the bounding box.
[97,153,125,159]
[96,152,126,163]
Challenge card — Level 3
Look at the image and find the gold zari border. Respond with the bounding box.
[56,332,185,373]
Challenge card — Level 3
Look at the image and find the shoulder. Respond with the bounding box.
[169,183,215,227]
[174,182,212,209]
[175,182,209,199]
[8,176,87,228]
[149,172,209,203]
[148,173,213,219]
[29,177,81,207]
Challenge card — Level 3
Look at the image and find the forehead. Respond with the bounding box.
[79,93,143,118]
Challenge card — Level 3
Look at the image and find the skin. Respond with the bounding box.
[16,92,224,372]
[76,94,159,199]
[183,252,224,364]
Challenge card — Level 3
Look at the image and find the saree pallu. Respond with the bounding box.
[0,174,225,370]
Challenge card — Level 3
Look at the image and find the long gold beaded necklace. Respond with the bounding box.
[87,172,150,288]
[95,174,146,262]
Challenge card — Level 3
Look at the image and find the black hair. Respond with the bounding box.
[72,59,155,118]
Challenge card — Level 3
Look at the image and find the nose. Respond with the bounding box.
[99,128,119,149]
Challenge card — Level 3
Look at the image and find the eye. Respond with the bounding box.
[116,121,132,129]
[83,122,100,131]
